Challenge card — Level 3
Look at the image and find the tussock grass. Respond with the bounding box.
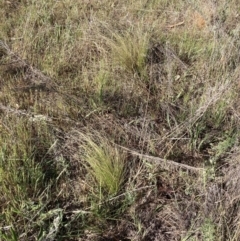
[1,0,240,240]
[79,132,126,196]
[108,28,150,77]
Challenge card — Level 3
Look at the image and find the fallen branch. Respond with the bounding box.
[117,145,204,172]
[166,21,185,29]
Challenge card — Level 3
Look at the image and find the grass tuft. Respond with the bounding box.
[108,28,150,78]
[79,132,126,197]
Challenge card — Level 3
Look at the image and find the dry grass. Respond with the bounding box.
[1,0,240,240]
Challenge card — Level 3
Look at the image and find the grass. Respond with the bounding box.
[1,0,240,240]
[79,132,126,196]
[108,28,150,77]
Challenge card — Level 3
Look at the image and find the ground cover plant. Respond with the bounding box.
[1,0,240,240]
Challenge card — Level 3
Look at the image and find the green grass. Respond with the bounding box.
[1,0,240,240]
[108,28,150,78]
[79,132,126,196]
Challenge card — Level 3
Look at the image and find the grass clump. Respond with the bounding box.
[108,28,150,78]
[80,132,126,197]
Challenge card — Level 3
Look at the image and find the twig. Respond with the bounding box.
[166,21,185,29]
[117,144,204,172]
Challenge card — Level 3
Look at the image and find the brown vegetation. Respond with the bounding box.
[0,0,240,240]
